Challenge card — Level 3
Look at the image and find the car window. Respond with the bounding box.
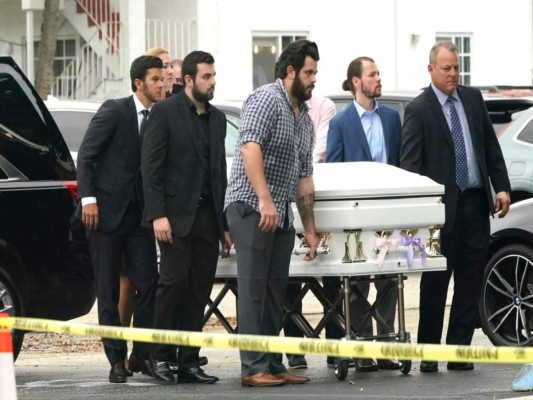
[329,95,409,122]
[516,119,533,144]
[0,64,74,180]
[49,110,95,152]
[225,119,239,156]
[376,100,406,123]
[331,98,351,114]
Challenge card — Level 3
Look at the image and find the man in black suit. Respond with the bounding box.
[400,41,511,372]
[76,55,164,383]
[141,50,231,385]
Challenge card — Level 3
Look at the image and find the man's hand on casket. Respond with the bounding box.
[303,232,319,261]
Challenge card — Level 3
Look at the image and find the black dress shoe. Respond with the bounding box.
[128,354,153,376]
[169,356,209,374]
[177,367,219,384]
[447,362,474,371]
[150,360,175,384]
[420,361,438,372]
[355,358,378,372]
[109,361,128,383]
[288,355,308,369]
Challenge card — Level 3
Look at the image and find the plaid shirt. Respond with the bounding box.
[224,79,314,228]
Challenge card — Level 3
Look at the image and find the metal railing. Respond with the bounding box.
[52,42,102,99]
[75,0,121,53]
[53,0,122,99]
[146,19,197,60]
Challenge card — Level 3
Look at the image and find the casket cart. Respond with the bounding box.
[208,162,447,379]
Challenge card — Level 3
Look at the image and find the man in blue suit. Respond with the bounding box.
[324,56,402,372]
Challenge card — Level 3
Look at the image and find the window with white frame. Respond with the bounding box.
[252,33,308,89]
[34,38,78,96]
[436,34,471,86]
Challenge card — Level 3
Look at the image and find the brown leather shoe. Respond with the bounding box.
[355,358,378,372]
[377,359,400,370]
[241,371,286,387]
[273,371,310,384]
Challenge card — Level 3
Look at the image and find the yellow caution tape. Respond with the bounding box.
[0,317,531,364]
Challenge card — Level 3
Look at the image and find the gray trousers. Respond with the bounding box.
[226,201,294,376]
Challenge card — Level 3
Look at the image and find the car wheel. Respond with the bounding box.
[480,244,533,346]
[0,265,25,360]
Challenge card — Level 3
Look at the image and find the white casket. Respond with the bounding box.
[216,162,447,278]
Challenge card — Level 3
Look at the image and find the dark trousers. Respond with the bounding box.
[87,202,158,365]
[322,277,397,339]
[322,277,345,339]
[226,201,294,377]
[283,283,303,358]
[417,189,490,346]
[152,203,219,368]
[349,278,397,337]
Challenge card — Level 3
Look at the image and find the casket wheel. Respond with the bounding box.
[334,359,349,380]
[399,359,411,374]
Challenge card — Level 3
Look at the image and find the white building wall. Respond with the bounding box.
[396,0,533,89]
[197,0,533,101]
[0,1,40,69]
[0,0,531,99]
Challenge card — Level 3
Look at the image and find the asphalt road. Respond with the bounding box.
[13,348,530,400]
[10,274,533,399]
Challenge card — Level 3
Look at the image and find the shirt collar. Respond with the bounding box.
[132,93,152,113]
[353,98,379,118]
[431,83,459,106]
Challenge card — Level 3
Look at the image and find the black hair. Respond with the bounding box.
[130,55,164,92]
[181,51,215,83]
[274,39,319,79]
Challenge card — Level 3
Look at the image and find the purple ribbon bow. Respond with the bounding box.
[401,236,427,268]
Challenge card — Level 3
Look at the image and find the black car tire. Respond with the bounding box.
[480,244,533,347]
[0,264,25,360]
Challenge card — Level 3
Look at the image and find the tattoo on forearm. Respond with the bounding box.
[296,192,315,227]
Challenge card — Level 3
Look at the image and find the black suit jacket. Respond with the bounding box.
[400,85,510,233]
[76,96,142,232]
[141,91,228,241]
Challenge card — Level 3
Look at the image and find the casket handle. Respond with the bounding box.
[294,232,331,255]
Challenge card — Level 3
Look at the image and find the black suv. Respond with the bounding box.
[0,57,95,359]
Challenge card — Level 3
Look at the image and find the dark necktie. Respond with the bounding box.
[447,96,469,191]
[139,109,149,144]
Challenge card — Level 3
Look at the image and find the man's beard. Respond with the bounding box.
[360,81,381,99]
[291,74,313,102]
[192,84,214,103]
[143,86,161,103]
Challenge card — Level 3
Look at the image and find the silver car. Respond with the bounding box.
[480,198,533,347]
[44,97,242,165]
[495,106,533,203]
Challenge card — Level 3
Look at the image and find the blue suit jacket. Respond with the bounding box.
[325,101,402,166]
